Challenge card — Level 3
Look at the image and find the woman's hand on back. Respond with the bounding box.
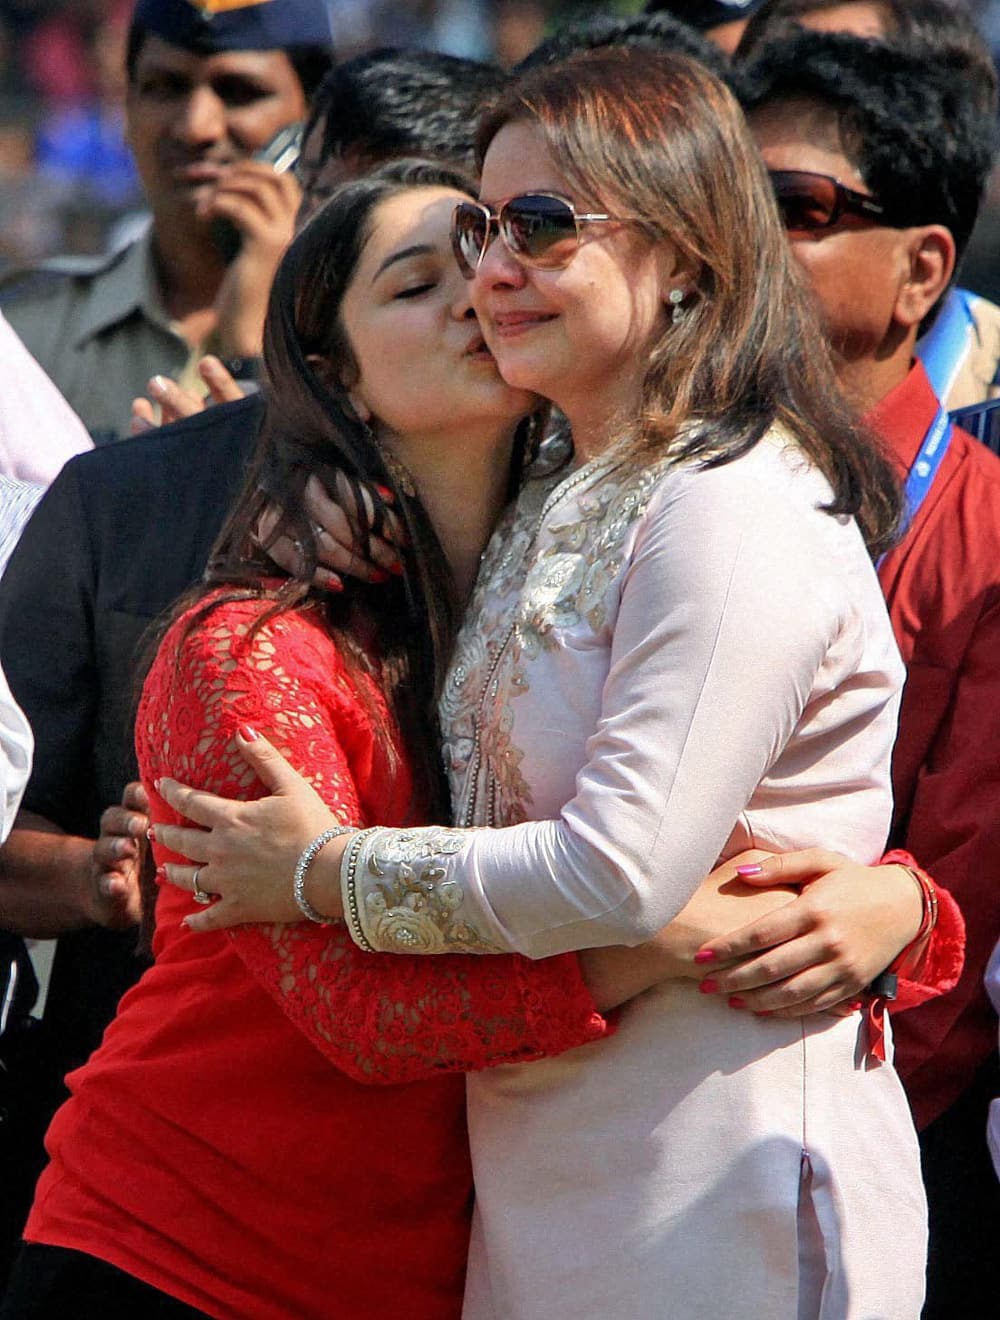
[260,474,406,591]
[692,850,924,1017]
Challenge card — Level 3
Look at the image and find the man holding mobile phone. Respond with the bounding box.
[0,0,333,444]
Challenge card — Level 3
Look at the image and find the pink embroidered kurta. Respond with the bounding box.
[342,432,930,1319]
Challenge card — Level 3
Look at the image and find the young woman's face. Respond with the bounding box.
[340,186,537,445]
[470,121,675,435]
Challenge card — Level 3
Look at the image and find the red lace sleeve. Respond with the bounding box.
[137,595,610,1086]
[880,849,965,1013]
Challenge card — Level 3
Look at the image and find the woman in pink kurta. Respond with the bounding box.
[157,51,959,1318]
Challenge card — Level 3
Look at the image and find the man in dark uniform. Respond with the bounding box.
[0,0,333,444]
[0,45,505,1286]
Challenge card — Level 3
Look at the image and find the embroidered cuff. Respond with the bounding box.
[340,826,501,954]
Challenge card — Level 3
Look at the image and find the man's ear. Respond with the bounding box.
[895,226,955,330]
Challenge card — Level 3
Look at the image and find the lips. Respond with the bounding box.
[463,333,495,359]
[168,158,233,186]
[490,310,557,337]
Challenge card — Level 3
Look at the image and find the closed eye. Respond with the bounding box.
[393,282,436,300]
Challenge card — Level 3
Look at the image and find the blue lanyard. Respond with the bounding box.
[916,286,976,404]
[878,405,953,565]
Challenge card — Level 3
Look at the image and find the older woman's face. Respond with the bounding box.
[469,121,677,443]
[339,186,536,444]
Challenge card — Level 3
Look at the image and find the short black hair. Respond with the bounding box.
[515,10,730,81]
[302,47,507,176]
[125,21,333,98]
[739,27,997,262]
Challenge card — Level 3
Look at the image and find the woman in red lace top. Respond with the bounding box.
[0,161,618,1320]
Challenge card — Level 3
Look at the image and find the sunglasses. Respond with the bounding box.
[768,169,893,232]
[452,192,635,278]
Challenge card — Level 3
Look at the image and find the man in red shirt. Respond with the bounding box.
[743,28,1000,1317]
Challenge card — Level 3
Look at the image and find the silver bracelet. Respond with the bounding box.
[341,827,380,951]
[293,826,356,924]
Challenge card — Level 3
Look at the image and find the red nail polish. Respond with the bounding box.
[694,950,716,965]
[845,1000,863,1012]
[238,724,260,742]
[698,979,719,995]
[375,485,394,501]
[155,866,166,883]
[736,863,764,877]
[728,996,746,1009]
[388,561,405,577]
[369,569,390,584]
[146,825,156,842]
[323,575,345,593]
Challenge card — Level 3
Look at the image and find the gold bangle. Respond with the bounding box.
[341,827,379,952]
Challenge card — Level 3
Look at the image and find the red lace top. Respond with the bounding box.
[25,596,608,1320]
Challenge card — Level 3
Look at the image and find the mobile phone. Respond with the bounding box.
[210,122,305,264]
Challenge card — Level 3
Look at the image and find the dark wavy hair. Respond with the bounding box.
[514,9,730,82]
[478,46,903,554]
[736,0,999,117]
[302,48,507,179]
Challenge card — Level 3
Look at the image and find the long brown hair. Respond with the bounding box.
[477,46,903,555]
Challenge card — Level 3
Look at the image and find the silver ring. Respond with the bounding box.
[310,521,325,541]
[192,867,213,906]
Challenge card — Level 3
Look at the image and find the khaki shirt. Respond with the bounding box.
[0,229,202,444]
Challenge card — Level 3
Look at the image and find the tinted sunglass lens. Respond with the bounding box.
[771,174,837,231]
[452,203,490,276]
[503,195,579,267]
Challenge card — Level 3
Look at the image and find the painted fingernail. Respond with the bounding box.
[736,863,764,877]
[155,866,166,883]
[728,996,746,1009]
[698,979,719,994]
[238,724,260,741]
[694,950,716,965]
[845,1000,863,1012]
[375,485,394,501]
[146,825,156,841]
[321,574,345,593]
[369,569,390,584]
[388,560,405,577]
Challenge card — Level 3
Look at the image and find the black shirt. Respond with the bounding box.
[0,392,262,1111]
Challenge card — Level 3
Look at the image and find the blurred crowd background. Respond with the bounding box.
[1,0,999,294]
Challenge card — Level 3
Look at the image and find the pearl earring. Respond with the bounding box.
[668,288,686,325]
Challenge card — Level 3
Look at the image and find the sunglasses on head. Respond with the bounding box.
[768,169,893,232]
[452,192,636,278]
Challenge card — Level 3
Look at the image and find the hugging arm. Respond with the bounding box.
[340,467,928,988]
[158,466,950,1010]
[142,600,609,1085]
